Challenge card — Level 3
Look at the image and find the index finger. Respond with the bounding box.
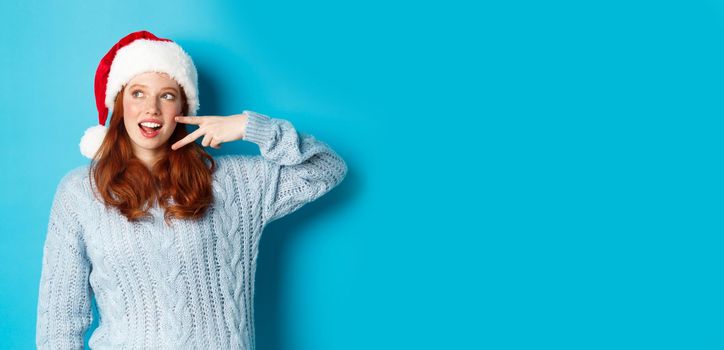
[175,116,203,125]
[171,127,205,150]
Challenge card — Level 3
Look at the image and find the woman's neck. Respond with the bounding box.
[132,146,167,171]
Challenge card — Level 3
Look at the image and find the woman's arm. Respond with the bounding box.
[36,172,93,349]
[241,110,348,224]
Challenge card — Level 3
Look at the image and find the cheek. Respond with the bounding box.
[123,118,137,134]
[162,103,182,127]
[123,100,142,115]
[162,101,182,114]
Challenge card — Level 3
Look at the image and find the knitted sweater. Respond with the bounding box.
[35,110,348,350]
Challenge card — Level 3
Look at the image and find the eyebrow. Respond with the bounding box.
[128,84,179,93]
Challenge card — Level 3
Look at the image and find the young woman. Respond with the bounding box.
[35,30,347,350]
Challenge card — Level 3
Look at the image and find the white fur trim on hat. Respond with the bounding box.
[105,39,199,116]
[79,124,108,159]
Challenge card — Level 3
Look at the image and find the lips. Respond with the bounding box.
[138,119,163,138]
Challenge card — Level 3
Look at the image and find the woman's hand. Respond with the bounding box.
[171,113,249,150]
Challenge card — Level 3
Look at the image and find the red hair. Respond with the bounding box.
[86,85,216,226]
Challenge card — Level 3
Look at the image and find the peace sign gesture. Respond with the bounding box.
[171,113,249,150]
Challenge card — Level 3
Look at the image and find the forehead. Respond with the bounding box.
[127,71,180,89]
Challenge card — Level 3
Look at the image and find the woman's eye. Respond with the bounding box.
[130,90,174,100]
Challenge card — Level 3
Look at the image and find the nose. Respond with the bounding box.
[144,96,161,116]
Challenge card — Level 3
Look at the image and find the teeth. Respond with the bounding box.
[140,122,161,128]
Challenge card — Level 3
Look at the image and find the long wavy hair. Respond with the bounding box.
[86,85,216,225]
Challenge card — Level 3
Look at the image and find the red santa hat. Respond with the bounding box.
[80,30,200,159]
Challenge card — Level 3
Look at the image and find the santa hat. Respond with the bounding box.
[80,30,199,159]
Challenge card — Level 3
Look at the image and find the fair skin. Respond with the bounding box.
[123,71,248,170]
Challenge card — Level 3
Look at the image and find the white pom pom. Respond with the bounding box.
[79,124,107,159]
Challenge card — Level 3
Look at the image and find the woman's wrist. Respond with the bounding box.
[241,110,275,148]
[234,111,249,140]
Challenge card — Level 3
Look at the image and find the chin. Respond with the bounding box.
[131,134,171,149]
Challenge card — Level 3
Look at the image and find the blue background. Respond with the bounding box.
[1,0,723,349]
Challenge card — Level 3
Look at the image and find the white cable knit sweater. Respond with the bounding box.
[35,110,348,349]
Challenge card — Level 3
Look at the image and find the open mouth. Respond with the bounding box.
[138,122,162,137]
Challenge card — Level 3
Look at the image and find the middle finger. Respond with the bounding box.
[172,127,205,150]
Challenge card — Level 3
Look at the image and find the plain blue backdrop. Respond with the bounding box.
[1,0,723,349]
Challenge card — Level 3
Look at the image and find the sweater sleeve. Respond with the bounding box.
[36,171,94,350]
[241,110,348,224]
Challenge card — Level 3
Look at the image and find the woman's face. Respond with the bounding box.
[122,71,183,156]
